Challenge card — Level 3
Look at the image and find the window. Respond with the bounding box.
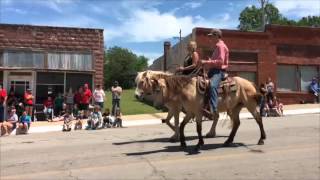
[0,71,3,87]
[3,51,45,68]
[237,72,256,83]
[277,65,320,92]
[36,72,64,103]
[48,52,92,71]
[300,66,318,92]
[229,52,258,62]
[277,65,297,91]
[277,44,320,58]
[66,73,93,93]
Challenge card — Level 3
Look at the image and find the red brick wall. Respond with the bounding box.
[0,24,104,86]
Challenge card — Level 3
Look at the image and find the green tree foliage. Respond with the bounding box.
[104,46,149,89]
[238,3,320,31]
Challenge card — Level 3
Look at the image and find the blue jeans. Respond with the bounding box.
[112,99,120,115]
[0,104,4,122]
[208,69,225,112]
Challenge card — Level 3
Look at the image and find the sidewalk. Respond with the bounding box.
[6,104,320,135]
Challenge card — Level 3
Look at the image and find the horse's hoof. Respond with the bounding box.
[180,142,187,149]
[223,140,233,147]
[257,139,264,145]
[205,132,216,138]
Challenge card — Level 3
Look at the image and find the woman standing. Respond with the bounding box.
[24,88,33,117]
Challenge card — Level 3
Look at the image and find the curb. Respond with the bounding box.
[5,108,317,135]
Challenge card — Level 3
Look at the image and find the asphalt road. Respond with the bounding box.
[1,113,320,180]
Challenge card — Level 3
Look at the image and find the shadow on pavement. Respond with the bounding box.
[125,142,255,156]
[113,135,228,145]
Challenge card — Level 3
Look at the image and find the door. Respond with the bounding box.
[8,72,33,102]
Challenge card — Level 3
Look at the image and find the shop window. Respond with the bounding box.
[48,52,92,71]
[36,72,64,103]
[277,65,297,91]
[66,73,93,93]
[3,51,44,68]
[300,66,318,92]
[237,72,256,83]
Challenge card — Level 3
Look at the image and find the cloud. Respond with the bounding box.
[273,0,320,18]
[4,7,27,14]
[133,51,163,65]
[184,2,203,9]
[105,8,237,43]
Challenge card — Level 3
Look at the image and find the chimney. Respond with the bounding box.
[163,41,171,71]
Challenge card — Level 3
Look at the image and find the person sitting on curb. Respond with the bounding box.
[0,107,18,136]
[310,77,320,103]
[113,108,123,128]
[102,108,112,128]
[17,111,31,135]
[62,111,73,132]
[86,105,102,130]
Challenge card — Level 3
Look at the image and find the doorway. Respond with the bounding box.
[7,72,33,102]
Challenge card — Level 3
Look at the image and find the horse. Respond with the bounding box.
[136,70,266,150]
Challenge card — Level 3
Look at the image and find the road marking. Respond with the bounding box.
[2,144,319,179]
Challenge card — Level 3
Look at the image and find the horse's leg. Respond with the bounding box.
[195,115,204,151]
[172,108,181,142]
[206,112,219,138]
[224,104,243,146]
[179,113,193,148]
[247,100,266,145]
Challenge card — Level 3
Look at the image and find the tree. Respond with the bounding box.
[104,46,149,89]
[238,3,319,31]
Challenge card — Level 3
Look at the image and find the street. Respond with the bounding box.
[1,113,320,180]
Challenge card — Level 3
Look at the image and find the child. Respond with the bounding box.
[62,111,73,132]
[102,108,112,128]
[17,111,31,134]
[86,105,102,130]
[113,108,123,128]
[43,96,54,121]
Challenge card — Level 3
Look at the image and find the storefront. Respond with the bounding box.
[0,24,104,104]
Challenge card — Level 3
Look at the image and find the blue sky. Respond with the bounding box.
[1,0,319,64]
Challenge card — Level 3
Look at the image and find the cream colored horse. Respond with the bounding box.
[136,70,266,150]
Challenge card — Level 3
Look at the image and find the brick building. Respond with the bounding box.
[0,24,104,103]
[150,25,320,104]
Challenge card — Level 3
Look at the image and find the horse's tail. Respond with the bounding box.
[254,93,263,104]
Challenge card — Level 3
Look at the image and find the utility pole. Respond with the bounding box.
[179,29,181,42]
[260,0,268,31]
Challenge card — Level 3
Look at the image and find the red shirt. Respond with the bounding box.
[80,89,92,104]
[0,89,7,104]
[44,99,53,108]
[24,92,33,105]
[205,40,229,70]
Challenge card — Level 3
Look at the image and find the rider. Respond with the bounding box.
[176,41,200,75]
[200,28,229,117]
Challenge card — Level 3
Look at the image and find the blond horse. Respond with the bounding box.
[136,70,266,150]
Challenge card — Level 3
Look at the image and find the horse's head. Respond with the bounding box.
[150,78,168,108]
[135,71,159,100]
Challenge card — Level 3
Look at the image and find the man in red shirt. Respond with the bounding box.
[0,85,7,122]
[80,83,92,118]
[200,28,229,117]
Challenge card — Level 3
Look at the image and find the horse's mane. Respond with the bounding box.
[145,70,193,92]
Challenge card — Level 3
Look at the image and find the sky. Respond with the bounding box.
[0,0,319,64]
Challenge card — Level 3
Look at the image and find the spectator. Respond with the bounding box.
[102,108,112,128]
[0,85,7,123]
[74,86,83,118]
[93,84,105,109]
[54,93,64,117]
[43,96,54,121]
[0,107,18,136]
[62,111,73,132]
[266,77,275,103]
[65,88,74,115]
[80,83,92,118]
[111,81,122,116]
[113,108,123,128]
[259,83,267,117]
[6,90,18,108]
[24,88,33,117]
[86,105,102,130]
[310,77,320,103]
[268,96,284,117]
[17,111,31,134]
